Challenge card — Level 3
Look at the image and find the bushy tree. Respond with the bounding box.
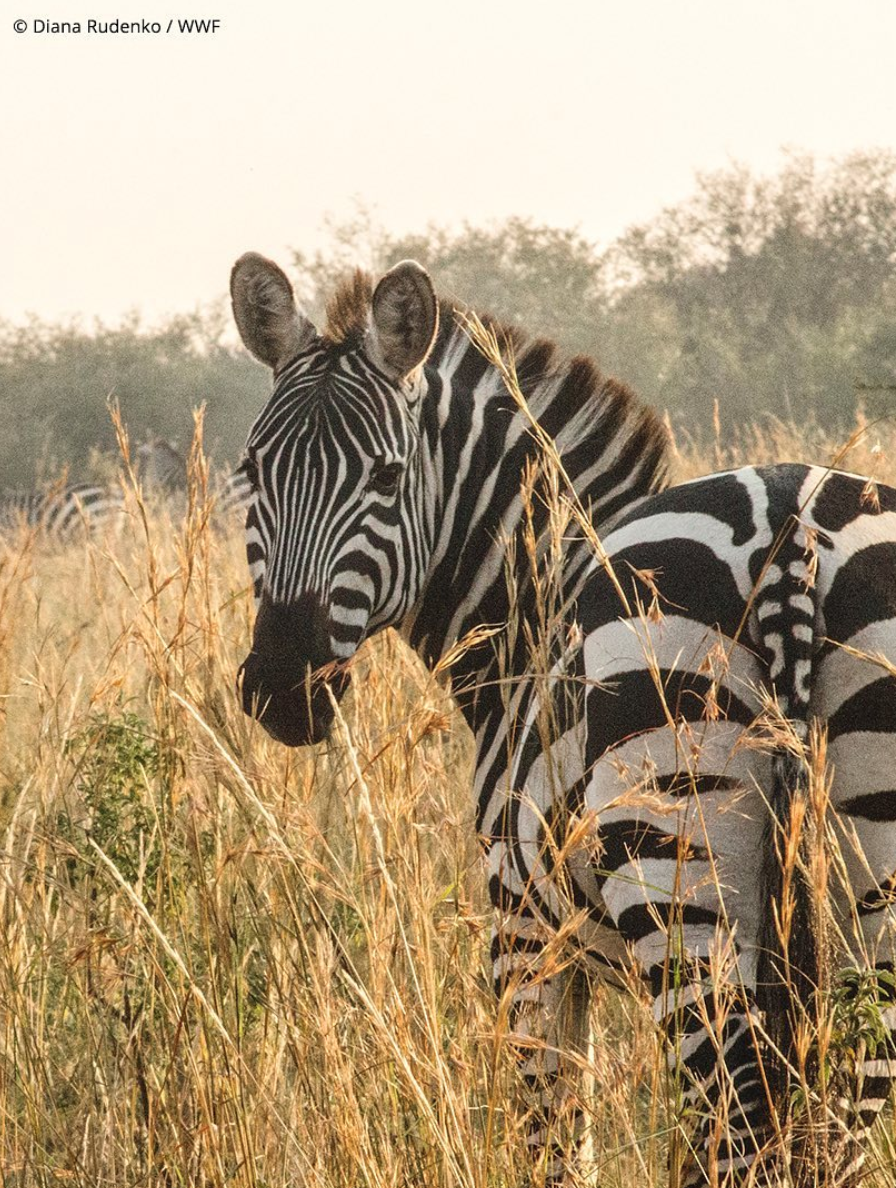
[600,151,896,427]
[0,310,268,486]
[291,213,608,358]
[291,152,896,433]
[4,150,895,486]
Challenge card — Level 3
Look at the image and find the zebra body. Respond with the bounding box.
[0,441,244,547]
[230,253,896,1184]
[507,462,896,1181]
[0,481,125,542]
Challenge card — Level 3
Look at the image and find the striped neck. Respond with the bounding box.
[399,310,668,733]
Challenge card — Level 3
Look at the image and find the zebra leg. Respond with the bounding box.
[810,564,896,1174]
[850,960,896,1183]
[592,770,775,1184]
[796,958,896,1188]
[785,812,896,1181]
[655,970,773,1186]
[490,841,594,1184]
[824,730,896,1174]
[509,962,594,1184]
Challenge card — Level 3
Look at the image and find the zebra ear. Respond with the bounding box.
[368,260,439,379]
[231,253,316,372]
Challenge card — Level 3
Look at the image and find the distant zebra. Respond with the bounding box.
[137,436,187,492]
[229,253,896,1184]
[214,466,255,521]
[0,440,245,547]
[135,436,255,527]
[0,481,125,543]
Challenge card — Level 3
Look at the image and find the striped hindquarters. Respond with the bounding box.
[0,483,126,543]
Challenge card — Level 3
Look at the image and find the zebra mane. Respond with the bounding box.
[431,300,671,520]
[323,270,374,348]
[322,269,669,511]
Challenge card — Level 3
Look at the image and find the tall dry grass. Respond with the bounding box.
[0,409,894,1186]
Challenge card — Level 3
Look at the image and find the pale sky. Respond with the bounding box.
[3,0,895,326]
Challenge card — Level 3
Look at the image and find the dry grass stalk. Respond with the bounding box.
[0,402,894,1186]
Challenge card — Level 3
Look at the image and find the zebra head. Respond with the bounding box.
[231,253,439,746]
[137,436,187,492]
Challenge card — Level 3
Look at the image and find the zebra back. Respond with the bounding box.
[0,481,126,543]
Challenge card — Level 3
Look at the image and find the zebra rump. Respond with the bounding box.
[547,462,896,1183]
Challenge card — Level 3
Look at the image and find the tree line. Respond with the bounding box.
[2,150,894,486]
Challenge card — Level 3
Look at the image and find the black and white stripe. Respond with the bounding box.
[137,436,187,492]
[510,463,896,1184]
[214,466,256,522]
[0,481,125,543]
[230,254,896,1184]
[136,436,259,529]
[231,255,664,749]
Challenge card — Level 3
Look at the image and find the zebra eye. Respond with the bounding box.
[369,460,403,497]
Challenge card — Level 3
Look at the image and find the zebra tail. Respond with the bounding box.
[754,520,824,1106]
[758,753,820,1094]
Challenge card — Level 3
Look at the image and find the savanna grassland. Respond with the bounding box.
[2,412,896,1188]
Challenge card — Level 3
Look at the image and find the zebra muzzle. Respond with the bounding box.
[238,656,351,746]
[238,591,352,746]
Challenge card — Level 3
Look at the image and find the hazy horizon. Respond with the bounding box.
[4,0,896,327]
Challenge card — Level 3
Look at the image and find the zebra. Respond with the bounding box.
[214,466,255,522]
[136,436,188,492]
[515,463,896,1183]
[0,480,126,543]
[135,435,256,527]
[0,440,241,548]
[229,252,896,1184]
